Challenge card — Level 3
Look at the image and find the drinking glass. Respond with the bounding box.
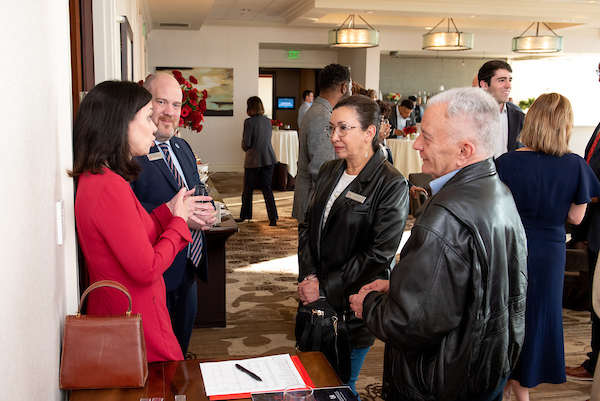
[283,385,314,401]
[194,184,212,202]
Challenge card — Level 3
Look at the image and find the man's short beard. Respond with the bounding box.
[154,128,173,142]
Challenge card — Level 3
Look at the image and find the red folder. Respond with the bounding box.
[208,356,314,400]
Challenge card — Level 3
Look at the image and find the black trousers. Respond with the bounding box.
[165,261,198,355]
[240,165,278,221]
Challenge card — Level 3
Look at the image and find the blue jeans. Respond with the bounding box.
[347,347,371,401]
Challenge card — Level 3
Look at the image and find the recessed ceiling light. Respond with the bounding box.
[469,15,478,18]
[425,27,433,30]
[366,11,374,14]
[242,8,251,12]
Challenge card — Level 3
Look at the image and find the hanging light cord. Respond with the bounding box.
[337,14,376,30]
[429,18,461,34]
[517,22,559,38]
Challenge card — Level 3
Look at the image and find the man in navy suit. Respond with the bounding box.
[478,60,525,158]
[566,62,600,381]
[131,73,217,355]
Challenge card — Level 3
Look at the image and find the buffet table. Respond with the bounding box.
[271,129,298,190]
[387,138,422,178]
[195,179,238,328]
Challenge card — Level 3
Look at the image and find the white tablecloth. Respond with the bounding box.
[387,138,422,178]
[271,129,299,177]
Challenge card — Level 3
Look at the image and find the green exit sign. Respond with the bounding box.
[288,50,300,59]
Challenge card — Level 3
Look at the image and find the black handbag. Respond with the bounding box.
[295,270,351,383]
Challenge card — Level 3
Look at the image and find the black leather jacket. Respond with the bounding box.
[363,159,528,400]
[299,151,410,348]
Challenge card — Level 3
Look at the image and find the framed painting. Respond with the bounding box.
[156,67,233,116]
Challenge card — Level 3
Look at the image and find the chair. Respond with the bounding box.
[408,173,433,217]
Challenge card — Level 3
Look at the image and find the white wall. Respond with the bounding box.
[147,25,340,172]
[512,56,600,127]
[511,57,600,156]
[94,0,147,83]
[0,1,77,400]
[259,48,338,69]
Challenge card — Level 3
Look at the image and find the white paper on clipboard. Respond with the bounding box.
[200,354,306,397]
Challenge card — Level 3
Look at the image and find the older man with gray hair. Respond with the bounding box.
[350,87,528,401]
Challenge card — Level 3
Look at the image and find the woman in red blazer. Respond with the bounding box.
[69,81,201,362]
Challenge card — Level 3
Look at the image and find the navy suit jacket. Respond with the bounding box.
[578,123,600,252]
[131,136,208,289]
[507,102,525,152]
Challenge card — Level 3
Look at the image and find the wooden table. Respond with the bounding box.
[195,179,238,328]
[271,130,298,191]
[68,352,342,401]
[386,138,422,178]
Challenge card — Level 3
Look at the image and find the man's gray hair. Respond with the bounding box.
[427,87,500,158]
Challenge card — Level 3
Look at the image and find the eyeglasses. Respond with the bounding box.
[325,124,360,137]
[596,69,600,77]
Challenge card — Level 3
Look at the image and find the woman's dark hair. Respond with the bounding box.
[376,100,392,119]
[334,95,382,152]
[69,80,152,181]
[247,96,265,116]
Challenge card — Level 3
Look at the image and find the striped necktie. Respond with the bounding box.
[157,143,203,267]
[587,131,600,164]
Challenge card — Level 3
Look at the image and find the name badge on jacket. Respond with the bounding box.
[345,191,366,204]
[148,152,163,162]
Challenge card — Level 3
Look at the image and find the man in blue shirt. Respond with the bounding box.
[350,87,527,401]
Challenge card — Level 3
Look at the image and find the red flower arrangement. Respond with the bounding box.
[172,70,207,133]
[140,70,207,133]
[403,125,417,136]
[271,119,283,128]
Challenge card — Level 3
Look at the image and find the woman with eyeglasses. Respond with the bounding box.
[296,95,410,399]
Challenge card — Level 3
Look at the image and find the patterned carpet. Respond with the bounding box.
[188,172,594,401]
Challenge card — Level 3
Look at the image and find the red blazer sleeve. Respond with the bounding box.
[93,179,192,286]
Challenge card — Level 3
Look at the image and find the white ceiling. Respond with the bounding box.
[144,0,600,57]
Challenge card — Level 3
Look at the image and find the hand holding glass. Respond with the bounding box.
[194,184,212,203]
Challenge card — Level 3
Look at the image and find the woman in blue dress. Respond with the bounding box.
[496,93,600,400]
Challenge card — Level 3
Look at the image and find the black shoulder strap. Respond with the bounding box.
[322,269,344,313]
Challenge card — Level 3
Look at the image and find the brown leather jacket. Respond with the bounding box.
[363,158,528,400]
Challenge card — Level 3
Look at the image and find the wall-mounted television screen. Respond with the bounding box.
[276,97,295,109]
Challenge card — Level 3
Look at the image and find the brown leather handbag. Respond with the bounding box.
[59,280,149,389]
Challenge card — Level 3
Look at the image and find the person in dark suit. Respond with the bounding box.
[235,96,278,226]
[566,63,600,380]
[388,99,414,137]
[478,60,525,158]
[131,73,218,356]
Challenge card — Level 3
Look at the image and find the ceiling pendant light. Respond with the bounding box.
[512,22,563,53]
[328,14,379,48]
[422,18,473,51]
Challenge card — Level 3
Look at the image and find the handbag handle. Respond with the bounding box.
[77,280,133,317]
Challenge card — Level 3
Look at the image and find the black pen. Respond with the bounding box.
[235,363,262,381]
